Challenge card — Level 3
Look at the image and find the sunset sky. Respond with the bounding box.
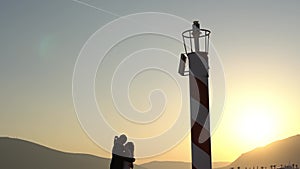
[1,0,300,165]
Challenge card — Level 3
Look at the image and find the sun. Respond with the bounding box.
[235,104,277,148]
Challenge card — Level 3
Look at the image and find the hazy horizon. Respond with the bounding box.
[1,134,299,167]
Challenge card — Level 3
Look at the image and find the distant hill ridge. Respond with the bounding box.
[139,135,300,169]
[0,135,299,169]
[220,135,300,169]
[0,137,146,169]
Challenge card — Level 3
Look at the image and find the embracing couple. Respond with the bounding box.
[110,134,135,169]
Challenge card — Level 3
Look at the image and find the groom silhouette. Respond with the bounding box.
[110,134,135,169]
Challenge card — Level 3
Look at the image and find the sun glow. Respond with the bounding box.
[234,103,278,148]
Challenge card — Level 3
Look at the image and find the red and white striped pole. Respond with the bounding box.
[179,21,212,169]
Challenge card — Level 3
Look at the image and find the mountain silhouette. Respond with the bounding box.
[219,135,300,169]
[0,135,299,169]
[140,135,300,169]
[213,162,232,168]
[0,137,146,169]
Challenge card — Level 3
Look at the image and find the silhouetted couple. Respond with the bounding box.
[110,134,135,169]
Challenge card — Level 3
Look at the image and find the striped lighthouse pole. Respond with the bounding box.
[178,21,212,169]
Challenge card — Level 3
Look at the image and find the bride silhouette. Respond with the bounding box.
[110,134,135,169]
[123,142,134,169]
